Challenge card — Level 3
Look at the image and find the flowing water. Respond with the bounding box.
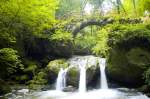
[99,58,108,89]
[1,55,149,99]
[78,59,87,93]
[56,68,68,91]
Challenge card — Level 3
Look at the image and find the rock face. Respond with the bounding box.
[46,59,69,84]
[66,56,100,88]
[66,67,80,87]
[106,45,150,87]
[106,24,150,88]
[46,56,101,89]
[24,37,73,61]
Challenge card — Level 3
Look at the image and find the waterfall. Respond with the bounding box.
[79,60,87,93]
[56,68,67,91]
[99,58,108,89]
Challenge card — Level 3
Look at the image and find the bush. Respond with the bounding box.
[92,29,109,56]
[28,71,47,89]
[0,48,23,79]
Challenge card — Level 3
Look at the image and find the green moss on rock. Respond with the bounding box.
[46,59,69,84]
[47,59,69,73]
[107,46,147,87]
[107,24,150,87]
[67,67,80,87]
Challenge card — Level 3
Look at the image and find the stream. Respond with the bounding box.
[1,56,149,99]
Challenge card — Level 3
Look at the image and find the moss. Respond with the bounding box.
[126,48,150,66]
[27,71,47,89]
[47,59,69,73]
[67,67,79,87]
[107,46,149,86]
[107,23,150,87]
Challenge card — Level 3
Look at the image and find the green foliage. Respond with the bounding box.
[29,71,47,85]
[108,23,150,46]
[0,0,58,50]
[74,26,100,54]
[56,0,81,18]
[0,0,58,28]
[23,60,38,76]
[0,48,23,77]
[92,29,109,56]
[0,32,16,48]
[122,0,150,16]
[137,0,150,16]
[24,60,37,72]
[28,71,47,89]
[74,33,97,54]
[51,30,73,42]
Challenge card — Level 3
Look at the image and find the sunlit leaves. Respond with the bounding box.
[51,30,73,42]
[122,0,150,16]
[0,0,58,37]
[0,48,23,75]
[92,29,109,56]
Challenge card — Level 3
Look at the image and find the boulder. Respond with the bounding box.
[66,67,80,87]
[66,56,100,88]
[46,59,69,84]
[106,46,150,87]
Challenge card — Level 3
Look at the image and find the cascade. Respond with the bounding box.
[56,68,68,91]
[78,59,87,93]
[5,56,150,99]
[99,58,108,89]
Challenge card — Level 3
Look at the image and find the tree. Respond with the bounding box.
[122,0,150,16]
[56,0,81,18]
[0,48,23,79]
[0,0,58,40]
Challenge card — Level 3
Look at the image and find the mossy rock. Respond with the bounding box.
[47,59,69,73]
[0,79,11,95]
[66,59,99,88]
[107,24,150,87]
[67,67,80,87]
[51,41,73,58]
[126,48,150,66]
[107,46,150,87]
[46,59,69,84]
[86,64,100,88]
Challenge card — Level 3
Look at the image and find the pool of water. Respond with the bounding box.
[1,88,149,99]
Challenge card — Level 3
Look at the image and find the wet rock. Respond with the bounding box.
[107,46,150,87]
[46,59,69,84]
[66,67,80,87]
[67,56,100,88]
[17,89,29,94]
[63,86,76,92]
